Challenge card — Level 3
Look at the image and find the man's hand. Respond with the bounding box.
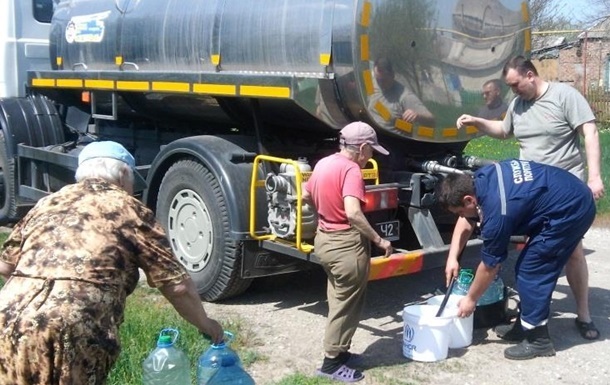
[457,295,477,318]
[401,109,419,123]
[445,258,460,288]
[456,114,476,129]
[588,177,605,200]
[376,237,393,257]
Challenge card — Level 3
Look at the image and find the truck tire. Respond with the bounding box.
[0,131,18,224]
[156,159,252,301]
[0,95,65,224]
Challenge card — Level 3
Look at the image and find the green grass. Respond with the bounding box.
[110,287,262,385]
[464,129,610,215]
[463,135,519,160]
[270,374,337,385]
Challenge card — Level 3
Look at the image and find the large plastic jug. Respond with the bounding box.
[197,332,255,385]
[142,328,190,385]
[451,268,474,296]
[451,268,504,305]
[478,274,505,306]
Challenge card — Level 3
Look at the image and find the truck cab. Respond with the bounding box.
[0,0,54,98]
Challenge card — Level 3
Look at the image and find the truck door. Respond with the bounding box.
[0,0,52,98]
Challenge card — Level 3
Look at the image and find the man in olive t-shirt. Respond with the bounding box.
[454,56,604,342]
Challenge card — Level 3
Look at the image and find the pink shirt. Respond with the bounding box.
[305,153,365,231]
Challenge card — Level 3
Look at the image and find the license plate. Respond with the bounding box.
[375,220,400,241]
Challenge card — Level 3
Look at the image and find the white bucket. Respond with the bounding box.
[402,304,453,362]
[427,295,474,349]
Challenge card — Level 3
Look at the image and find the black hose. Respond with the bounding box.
[435,246,465,317]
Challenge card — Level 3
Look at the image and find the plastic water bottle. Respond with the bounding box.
[142,328,190,385]
[478,274,505,306]
[451,268,474,296]
[451,268,504,305]
[197,332,255,385]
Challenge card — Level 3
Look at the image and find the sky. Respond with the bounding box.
[555,0,602,25]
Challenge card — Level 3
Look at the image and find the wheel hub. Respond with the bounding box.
[167,189,214,272]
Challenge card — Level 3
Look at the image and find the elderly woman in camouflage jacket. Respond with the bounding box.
[0,141,223,385]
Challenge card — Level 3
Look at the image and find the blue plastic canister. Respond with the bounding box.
[197,332,255,385]
[451,268,504,305]
[451,268,508,328]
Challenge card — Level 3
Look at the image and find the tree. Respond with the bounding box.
[529,0,584,31]
[368,0,437,98]
[585,0,610,27]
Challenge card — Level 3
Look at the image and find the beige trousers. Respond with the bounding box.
[314,227,370,356]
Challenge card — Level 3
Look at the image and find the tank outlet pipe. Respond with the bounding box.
[462,155,496,169]
[419,161,472,176]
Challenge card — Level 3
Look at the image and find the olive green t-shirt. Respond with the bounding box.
[502,82,595,180]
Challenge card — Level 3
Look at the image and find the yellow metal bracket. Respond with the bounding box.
[249,155,380,255]
[249,155,314,254]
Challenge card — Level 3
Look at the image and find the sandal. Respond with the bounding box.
[316,364,364,383]
[575,318,600,340]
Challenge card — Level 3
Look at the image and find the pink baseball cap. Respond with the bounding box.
[339,121,389,155]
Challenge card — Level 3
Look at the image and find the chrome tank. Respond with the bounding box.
[50,0,528,147]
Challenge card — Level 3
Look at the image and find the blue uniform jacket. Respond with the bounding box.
[475,159,595,268]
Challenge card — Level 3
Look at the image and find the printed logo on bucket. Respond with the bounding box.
[404,323,415,342]
[403,323,417,352]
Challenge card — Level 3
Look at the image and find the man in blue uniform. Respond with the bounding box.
[436,159,596,360]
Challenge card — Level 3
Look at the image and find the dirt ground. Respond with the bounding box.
[203,226,610,385]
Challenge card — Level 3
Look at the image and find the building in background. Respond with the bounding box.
[532,16,610,122]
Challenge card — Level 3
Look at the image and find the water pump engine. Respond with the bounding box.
[265,158,317,240]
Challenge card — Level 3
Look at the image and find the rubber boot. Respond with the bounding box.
[495,317,525,342]
[504,325,556,360]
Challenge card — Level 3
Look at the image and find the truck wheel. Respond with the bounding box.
[0,130,18,224]
[156,159,252,301]
[0,96,65,224]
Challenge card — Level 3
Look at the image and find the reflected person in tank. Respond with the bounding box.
[0,141,224,385]
[437,159,595,360]
[477,78,508,120]
[368,58,436,127]
[303,122,393,382]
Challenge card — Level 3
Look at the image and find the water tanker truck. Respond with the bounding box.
[0,0,530,300]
